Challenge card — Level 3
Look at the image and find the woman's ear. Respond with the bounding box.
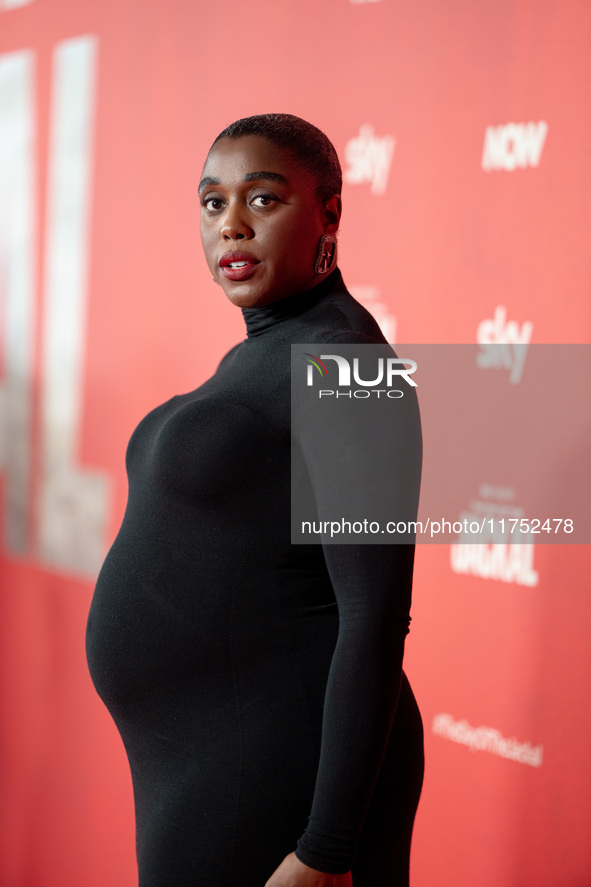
[323,194,342,234]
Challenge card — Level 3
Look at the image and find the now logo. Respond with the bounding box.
[481,121,548,172]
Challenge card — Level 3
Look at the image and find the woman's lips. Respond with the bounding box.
[221,262,260,281]
[219,252,260,282]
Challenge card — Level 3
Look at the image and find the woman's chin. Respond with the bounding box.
[223,287,264,309]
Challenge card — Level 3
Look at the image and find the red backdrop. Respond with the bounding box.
[1,1,590,885]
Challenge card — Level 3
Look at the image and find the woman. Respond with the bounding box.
[86,113,423,887]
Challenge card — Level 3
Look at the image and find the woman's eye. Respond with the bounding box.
[250,194,276,207]
[202,196,224,212]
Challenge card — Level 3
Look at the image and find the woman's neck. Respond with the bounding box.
[241,268,342,338]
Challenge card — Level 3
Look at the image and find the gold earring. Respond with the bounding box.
[314,234,337,274]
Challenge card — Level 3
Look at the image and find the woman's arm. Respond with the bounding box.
[294,542,416,871]
[288,336,422,874]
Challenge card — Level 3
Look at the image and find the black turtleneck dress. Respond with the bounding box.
[86,270,424,887]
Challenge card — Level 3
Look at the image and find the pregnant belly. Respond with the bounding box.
[86,519,338,722]
[86,526,251,707]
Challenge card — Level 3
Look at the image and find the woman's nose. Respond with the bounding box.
[221,204,253,240]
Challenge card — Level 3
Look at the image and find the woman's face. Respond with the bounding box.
[199,135,341,309]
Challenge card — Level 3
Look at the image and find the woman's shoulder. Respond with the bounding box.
[298,274,387,346]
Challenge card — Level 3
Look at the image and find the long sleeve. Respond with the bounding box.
[293,333,422,872]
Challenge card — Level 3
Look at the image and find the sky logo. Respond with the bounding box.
[476,306,533,384]
[344,124,395,195]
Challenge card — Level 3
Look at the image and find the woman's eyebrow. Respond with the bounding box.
[242,171,289,185]
[198,175,221,192]
[198,171,289,193]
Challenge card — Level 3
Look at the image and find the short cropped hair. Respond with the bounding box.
[211,113,342,203]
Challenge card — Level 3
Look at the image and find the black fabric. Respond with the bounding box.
[86,269,424,887]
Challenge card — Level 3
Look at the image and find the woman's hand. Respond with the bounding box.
[264,851,352,887]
